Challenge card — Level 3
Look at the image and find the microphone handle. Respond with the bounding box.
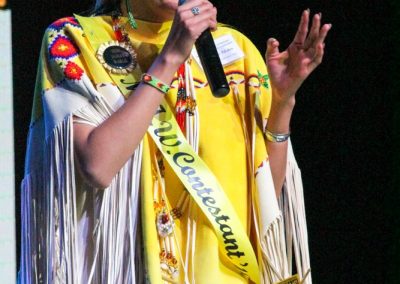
[195,29,230,98]
[178,0,229,97]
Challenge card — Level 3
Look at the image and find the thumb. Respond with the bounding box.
[266,38,280,58]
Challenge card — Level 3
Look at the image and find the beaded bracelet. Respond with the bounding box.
[141,73,170,94]
[265,129,290,143]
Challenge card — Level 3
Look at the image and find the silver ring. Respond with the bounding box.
[191,7,200,16]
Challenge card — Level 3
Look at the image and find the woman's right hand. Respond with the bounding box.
[73,0,218,189]
[160,0,218,66]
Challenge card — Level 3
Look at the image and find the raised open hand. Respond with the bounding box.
[266,10,331,102]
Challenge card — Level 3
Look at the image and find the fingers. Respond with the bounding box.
[178,0,212,14]
[305,20,331,63]
[163,0,217,63]
[266,38,280,58]
[176,0,217,37]
[308,43,325,70]
[291,9,331,69]
[292,10,332,51]
[187,4,217,29]
[307,23,330,69]
[304,13,321,49]
[292,9,310,47]
[305,12,331,51]
[313,22,331,50]
[178,0,216,22]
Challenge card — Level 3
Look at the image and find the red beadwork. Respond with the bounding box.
[161,213,170,224]
[112,16,127,43]
[115,29,124,42]
[64,61,84,80]
[143,74,151,82]
[175,63,186,132]
[49,36,78,59]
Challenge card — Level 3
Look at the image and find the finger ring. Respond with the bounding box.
[191,7,200,16]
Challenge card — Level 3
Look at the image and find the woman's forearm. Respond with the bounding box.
[74,54,181,188]
[266,92,295,197]
[73,0,219,188]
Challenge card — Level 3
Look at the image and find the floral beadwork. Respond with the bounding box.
[153,177,179,281]
[49,35,79,60]
[156,211,174,237]
[257,70,270,89]
[49,17,80,30]
[160,250,179,279]
[64,61,84,80]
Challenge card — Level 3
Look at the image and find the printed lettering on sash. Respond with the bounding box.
[148,101,260,284]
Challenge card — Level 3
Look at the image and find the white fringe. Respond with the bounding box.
[20,96,144,283]
[279,141,312,284]
[183,60,200,284]
[259,216,290,284]
[256,144,311,284]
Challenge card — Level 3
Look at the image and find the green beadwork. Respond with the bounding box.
[257,70,269,89]
[125,0,138,29]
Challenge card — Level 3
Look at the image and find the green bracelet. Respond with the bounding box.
[141,73,170,94]
[265,129,290,143]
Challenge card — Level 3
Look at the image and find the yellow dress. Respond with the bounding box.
[129,19,272,284]
[20,15,273,284]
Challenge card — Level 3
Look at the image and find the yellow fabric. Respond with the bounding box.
[36,15,272,283]
[147,100,260,282]
[142,135,164,284]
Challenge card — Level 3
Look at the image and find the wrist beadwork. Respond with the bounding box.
[141,73,170,94]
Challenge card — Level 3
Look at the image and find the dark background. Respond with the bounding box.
[10,0,399,283]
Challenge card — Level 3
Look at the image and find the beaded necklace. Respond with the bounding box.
[109,14,200,282]
[96,13,138,74]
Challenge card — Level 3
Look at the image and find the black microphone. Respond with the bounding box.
[178,0,230,98]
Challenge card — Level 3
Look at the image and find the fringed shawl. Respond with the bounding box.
[20,15,312,284]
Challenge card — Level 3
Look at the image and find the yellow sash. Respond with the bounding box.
[76,15,260,283]
[148,101,259,282]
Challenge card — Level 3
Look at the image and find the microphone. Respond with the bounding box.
[178,0,230,98]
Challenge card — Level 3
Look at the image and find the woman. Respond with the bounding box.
[20,0,330,283]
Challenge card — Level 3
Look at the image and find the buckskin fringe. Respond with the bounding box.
[254,160,290,284]
[20,98,144,283]
[279,141,312,284]
[20,116,80,283]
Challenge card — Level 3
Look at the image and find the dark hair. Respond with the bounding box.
[89,0,122,15]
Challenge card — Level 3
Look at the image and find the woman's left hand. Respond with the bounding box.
[265,10,331,104]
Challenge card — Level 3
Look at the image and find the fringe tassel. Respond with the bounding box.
[254,160,291,284]
[18,116,80,283]
[279,141,312,284]
[259,216,290,284]
[256,142,312,284]
[20,94,144,283]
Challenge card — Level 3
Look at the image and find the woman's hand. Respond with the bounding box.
[160,0,217,66]
[73,0,217,188]
[265,10,331,196]
[266,10,331,104]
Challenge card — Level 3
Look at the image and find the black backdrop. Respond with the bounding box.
[10,0,399,283]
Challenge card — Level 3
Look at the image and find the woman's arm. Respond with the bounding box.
[74,0,217,188]
[265,10,331,196]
